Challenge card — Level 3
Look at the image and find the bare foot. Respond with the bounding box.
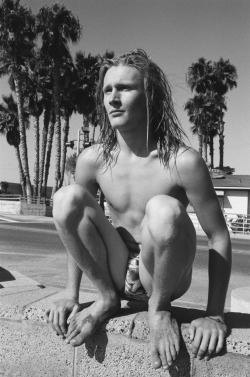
[65,297,120,347]
[149,310,180,370]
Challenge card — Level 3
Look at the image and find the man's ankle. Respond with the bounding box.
[98,290,120,304]
[64,287,79,301]
[148,297,172,313]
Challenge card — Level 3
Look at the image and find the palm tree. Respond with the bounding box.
[36,3,81,197]
[186,57,237,169]
[0,94,29,196]
[186,57,214,94]
[23,54,44,197]
[59,59,78,188]
[184,95,209,158]
[36,55,54,199]
[74,52,99,129]
[0,0,36,197]
[212,59,237,168]
[43,109,55,199]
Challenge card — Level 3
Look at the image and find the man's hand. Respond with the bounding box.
[188,317,227,361]
[45,299,80,337]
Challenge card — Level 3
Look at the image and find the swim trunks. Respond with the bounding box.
[123,241,149,301]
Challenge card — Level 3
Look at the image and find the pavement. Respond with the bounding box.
[0,213,250,376]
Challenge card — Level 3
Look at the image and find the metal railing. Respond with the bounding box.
[0,194,46,204]
[225,214,250,235]
[190,212,250,235]
[0,194,249,234]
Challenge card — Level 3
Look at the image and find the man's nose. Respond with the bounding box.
[109,89,120,105]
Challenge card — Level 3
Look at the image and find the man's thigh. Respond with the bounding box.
[84,193,131,291]
[138,199,196,299]
[56,185,130,291]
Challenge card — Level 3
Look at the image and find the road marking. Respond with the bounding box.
[0,225,57,234]
[0,251,51,257]
[0,216,18,223]
[197,244,250,255]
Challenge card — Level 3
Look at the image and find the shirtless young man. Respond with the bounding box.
[46,49,232,371]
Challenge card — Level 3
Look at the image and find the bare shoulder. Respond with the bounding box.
[75,145,103,186]
[172,146,213,190]
[175,146,208,174]
[76,144,103,168]
[175,146,205,171]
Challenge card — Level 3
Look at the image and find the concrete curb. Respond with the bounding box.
[1,286,250,377]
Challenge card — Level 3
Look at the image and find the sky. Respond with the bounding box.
[0,0,249,187]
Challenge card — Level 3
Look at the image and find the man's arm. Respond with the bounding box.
[176,148,232,359]
[46,146,100,335]
[62,146,100,299]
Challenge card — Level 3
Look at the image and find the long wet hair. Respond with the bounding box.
[96,49,187,168]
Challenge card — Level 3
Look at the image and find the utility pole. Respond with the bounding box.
[66,126,91,156]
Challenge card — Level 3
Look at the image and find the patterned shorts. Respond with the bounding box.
[123,242,149,301]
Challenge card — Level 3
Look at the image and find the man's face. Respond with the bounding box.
[103,65,147,130]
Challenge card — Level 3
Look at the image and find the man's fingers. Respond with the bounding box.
[48,309,56,332]
[67,304,79,324]
[188,324,195,341]
[45,308,50,322]
[215,330,226,354]
[205,332,218,360]
[52,311,65,337]
[58,309,68,335]
[191,328,202,357]
[197,332,210,359]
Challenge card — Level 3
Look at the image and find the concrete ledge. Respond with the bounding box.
[1,288,250,377]
[231,287,250,313]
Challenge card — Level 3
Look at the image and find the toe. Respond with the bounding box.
[158,346,168,370]
[66,328,80,343]
[70,332,86,347]
[165,345,174,366]
[170,343,177,362]
[151,348,161,370]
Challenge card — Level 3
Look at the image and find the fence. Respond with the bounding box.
[0,194,249,233]
[225,213,250,235]
[190,212,250,235]
[0,194,46,204]
[0,194,51,216]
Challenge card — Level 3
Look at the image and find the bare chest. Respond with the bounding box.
[97,157,185,214]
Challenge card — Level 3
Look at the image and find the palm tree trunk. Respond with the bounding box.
[218,119,225,169]
[198,131,203,156]
[219,132,224,169]
[92,124,96,142]
[14,145,26,197]
[33,114,40,197]
[51,64,61,197]
[38,106,50,199]
[203,138,208,163]
[43,115,55,198]
[13,72,32,198]
[59,114,70,189]
[209,136,214,169]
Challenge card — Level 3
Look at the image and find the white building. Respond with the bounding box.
[212,175,250,215]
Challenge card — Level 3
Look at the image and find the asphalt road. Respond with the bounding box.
[0,221,249,310]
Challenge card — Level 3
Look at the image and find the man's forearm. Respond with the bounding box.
[206,235,232,317]
[65,251,83,301]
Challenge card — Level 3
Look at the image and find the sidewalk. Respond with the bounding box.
[0,213,250,376]
[1,271,250,377]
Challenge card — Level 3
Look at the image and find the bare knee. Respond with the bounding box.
[143,195,186,244]
[53,185,89,228]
